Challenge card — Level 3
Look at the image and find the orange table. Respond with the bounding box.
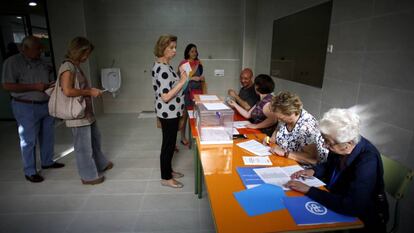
[197,135,363,233]
[189,111,261,198]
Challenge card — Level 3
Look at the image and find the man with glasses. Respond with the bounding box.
[2,35,64,183]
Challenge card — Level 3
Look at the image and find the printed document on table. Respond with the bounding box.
[233,128,240,135]
[243,156,272,166]
[199,95,220,101]
[237,140,271,156]
[254,165,325,190]
[203,102,230,110]
[233,121,251,128]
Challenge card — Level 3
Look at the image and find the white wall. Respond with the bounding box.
[83,0,243,113]
[253,1,414,232]
[47,0,103,114]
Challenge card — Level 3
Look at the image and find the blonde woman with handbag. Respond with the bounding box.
[59,37,113,185]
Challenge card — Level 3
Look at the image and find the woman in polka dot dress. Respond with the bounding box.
[152,34,188,188]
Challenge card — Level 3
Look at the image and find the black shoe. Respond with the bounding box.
[41,162,65,169]
[25,174,44,183]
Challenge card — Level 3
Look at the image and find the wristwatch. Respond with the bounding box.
[284,150,290,158]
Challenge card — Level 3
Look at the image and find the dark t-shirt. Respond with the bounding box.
[239,85,259,109]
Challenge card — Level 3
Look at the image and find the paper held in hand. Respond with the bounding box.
[253,165,325,190]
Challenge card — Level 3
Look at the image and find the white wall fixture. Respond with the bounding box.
[214,69,225,77]
[101,68,121,98]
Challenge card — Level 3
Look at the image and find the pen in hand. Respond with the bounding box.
[299,175,314,180]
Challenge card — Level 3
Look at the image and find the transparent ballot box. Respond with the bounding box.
[195,102,234,144]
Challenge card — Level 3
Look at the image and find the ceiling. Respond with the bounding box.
[0,0,46,16]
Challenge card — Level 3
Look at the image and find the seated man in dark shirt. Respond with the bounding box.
[227,68,259,111]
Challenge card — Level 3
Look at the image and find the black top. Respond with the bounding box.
[239,85,259,109]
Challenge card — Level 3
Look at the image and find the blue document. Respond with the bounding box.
[236,167,265,189]
[283,196,357,225]
[233,183,286,216]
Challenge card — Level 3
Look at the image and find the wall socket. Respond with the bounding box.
[214,69,224,77]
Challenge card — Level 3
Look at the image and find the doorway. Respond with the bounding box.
[0,0,54,120]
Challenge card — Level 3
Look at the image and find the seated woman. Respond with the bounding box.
[286,108,388,233]
[268,91,328,165]
[228,74,277,136]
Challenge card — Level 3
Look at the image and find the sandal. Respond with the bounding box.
[180,139,189,146]
[172,171,184,179]
[160,179,184,188]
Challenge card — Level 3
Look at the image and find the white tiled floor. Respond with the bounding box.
[0,114,215,233]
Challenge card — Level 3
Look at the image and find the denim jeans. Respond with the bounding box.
[11,100,55,176]
[71,122,109,181]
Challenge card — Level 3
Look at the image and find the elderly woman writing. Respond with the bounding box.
[285,108,388,233]
[267,91,328,165]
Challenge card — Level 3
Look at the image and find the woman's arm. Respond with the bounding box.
[60,70,101,97]
[248,102,277,128]
[228,99,253,119]
[160,66,187,103]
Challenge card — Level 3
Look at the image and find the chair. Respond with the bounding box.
[381,154,414,233]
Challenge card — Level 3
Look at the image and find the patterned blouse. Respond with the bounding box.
[275,109,328,163]
[152,62,184,119]
[250,94,272,124]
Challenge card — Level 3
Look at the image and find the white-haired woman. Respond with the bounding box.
[286,108,388,233]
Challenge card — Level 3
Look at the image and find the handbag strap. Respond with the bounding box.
[52,61,82,117]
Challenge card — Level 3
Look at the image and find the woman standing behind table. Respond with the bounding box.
[60,37,113,185]
[177,43,204,146]
[152,34,188,188]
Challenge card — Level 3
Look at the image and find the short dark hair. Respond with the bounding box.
[184,43,198,60]
[254,74,275,94]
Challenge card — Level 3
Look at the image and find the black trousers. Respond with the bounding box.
[159,117,179,180]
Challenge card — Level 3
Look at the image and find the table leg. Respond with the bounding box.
[193,139,198,195]
[188,119,192,150]
[197,151,202,199]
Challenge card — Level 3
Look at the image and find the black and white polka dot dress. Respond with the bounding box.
[152,62,185,119]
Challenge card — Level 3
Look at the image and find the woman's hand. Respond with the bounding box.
[270,144,285,156]
[228,89,237,98]
[227,99,237,107]
[89,88,103,97]
[290,169,315,180]
[192,76,201,81]
[199,75,205,81]
[246,123,258,129]
[284,180,311,194]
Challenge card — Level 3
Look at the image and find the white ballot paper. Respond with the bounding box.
[233,121,251,129]
[199,95,220,101]
[253,165,325,190]
[237,140,271,156]
[181,62,192,76]
[203,102,230,110]
[243,156,272,166]
[187,110,194,119]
